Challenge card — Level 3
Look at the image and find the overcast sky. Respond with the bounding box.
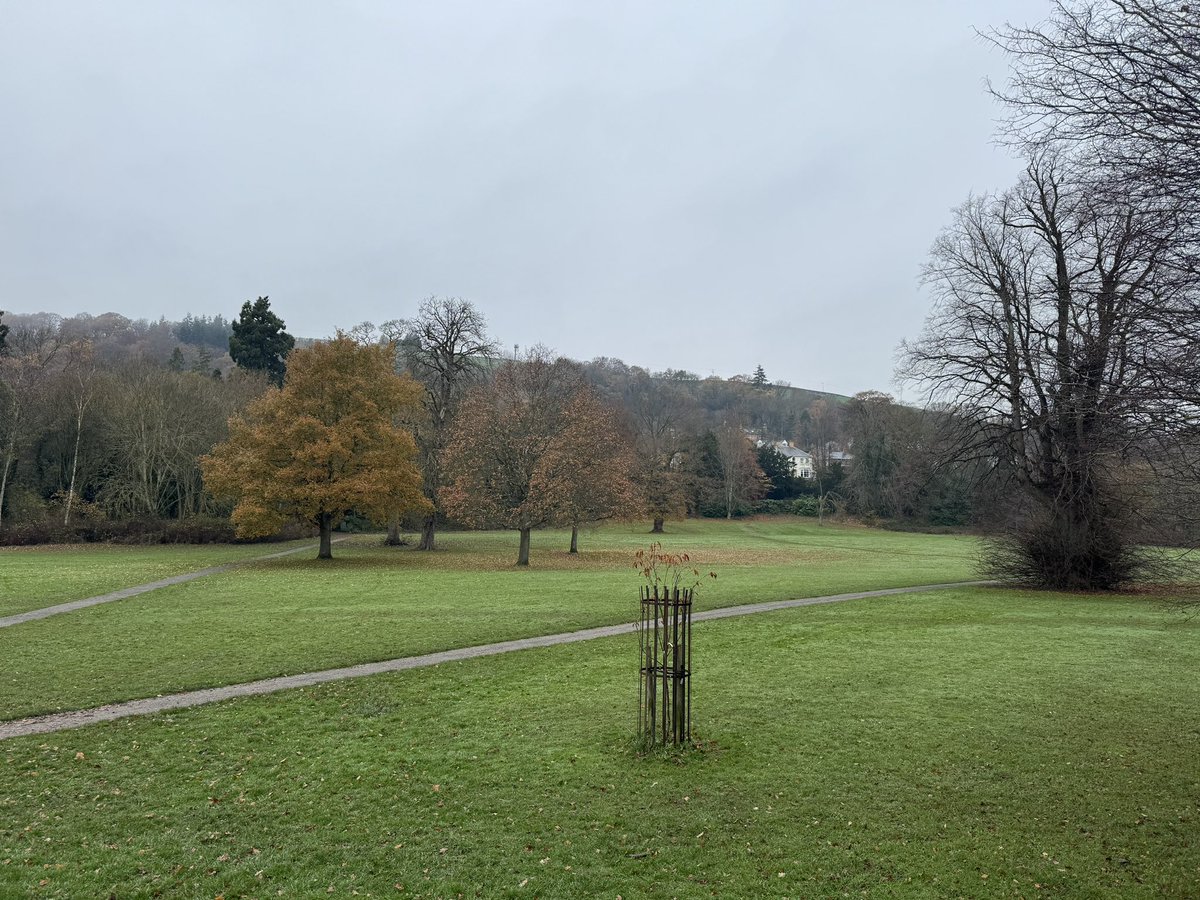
[1,0,1050,396]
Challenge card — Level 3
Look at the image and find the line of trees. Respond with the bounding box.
[439,350,639,564]
[5,286,1096,563]
[0,302,293,536]
[1,294,880,559]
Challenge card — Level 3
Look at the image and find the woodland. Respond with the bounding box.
[0,297,971,557]
[0,271,1193,581]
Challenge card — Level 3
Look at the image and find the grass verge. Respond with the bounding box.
[0,540,316,618]
[1,586,1196,897]
[0,521,979,719]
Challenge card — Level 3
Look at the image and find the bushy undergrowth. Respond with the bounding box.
[753,496,829,517]
[0,516,312,546]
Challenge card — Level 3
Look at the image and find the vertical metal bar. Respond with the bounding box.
[638,587,645,739]
[679,588,684,743]
[686,589,692,742]
[672,588,680,743]
[638,588,648,744]
[662,595,672,744]
[652,586,660,745]
[667,589,673,744]
[679,591,686,743]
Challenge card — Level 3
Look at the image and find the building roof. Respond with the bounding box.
[774,441,812,461]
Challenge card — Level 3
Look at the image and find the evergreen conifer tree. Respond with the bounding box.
[229,296,294,386]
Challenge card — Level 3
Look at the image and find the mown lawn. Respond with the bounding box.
[0,521,980,719]
[1,586,1196,898]
[0,539,317,618]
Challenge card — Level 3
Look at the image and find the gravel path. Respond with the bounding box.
[0,540,341,629]
[0,580,992,740]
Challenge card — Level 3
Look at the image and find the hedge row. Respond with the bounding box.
[0,516,313,547]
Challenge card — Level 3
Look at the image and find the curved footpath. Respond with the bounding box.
[0,580,993,740]
[0,539,344,629]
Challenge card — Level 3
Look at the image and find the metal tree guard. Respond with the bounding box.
[637,584,693,746]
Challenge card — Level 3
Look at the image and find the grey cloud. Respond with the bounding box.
[1,0,1049,394]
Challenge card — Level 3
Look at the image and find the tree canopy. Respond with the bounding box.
[991,0,1200,223]
[440,351,636,565]
[382,296,497,549]
[554,386,641,552]
[898,2,1200,589]
[229,296,294,387]
[757,444,800,500]
[202,334,426,558]
[177,313,233,349]
[904,154,1196,588]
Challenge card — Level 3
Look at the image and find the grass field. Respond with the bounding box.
[1,585,1196,897]
[0,539,316,618]
[0,521,979,720]
[1,520,1196,897]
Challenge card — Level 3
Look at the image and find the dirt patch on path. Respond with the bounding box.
[0,580,993,740]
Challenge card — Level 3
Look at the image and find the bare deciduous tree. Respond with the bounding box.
[990,0,1200,221]
[714,422,766,519]
[60,340,100,525]
[382,297,497,549]
[623,372,691,533]
[902,155,1198,588]
[0,324,61,526]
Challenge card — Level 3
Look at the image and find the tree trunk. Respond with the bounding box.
[64,406,86,526]
[569,524,578,553]
[318,513,334,559]
[418,512,436,551]
[0,434,16,528]
[385,510,402,545]
[651,516,664,533]
[517,527,531,566]
[64,434,80,525]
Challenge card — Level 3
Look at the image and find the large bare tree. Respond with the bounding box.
[991,1,1199,215]
[902,155,1198,588]
[714,422,766,519]
[383,297,496,550]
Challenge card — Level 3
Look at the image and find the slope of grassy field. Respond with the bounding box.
[0,521,980,720]
[0,539,316,618]
[1,585,1196,898]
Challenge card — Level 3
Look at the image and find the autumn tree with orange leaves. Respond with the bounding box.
[557,387,641,553]
[202,334,426,559]
[440,349,639,566]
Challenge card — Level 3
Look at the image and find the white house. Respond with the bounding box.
[758,439,814,479]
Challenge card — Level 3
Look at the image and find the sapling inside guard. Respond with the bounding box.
[634,543,716,747]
